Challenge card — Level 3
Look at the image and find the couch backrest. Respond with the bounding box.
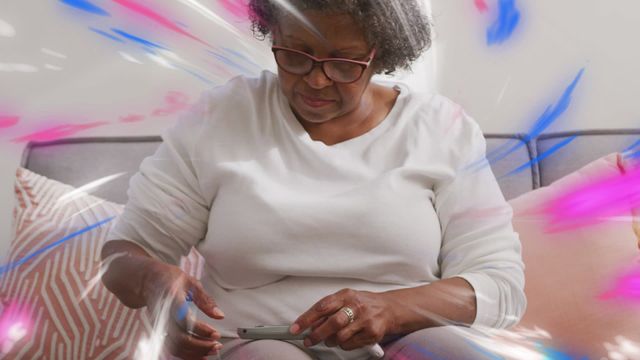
[21,130,640,203]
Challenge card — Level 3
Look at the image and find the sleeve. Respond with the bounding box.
[105,95,212,266]
[434,113,527,329]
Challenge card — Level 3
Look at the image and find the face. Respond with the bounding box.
[273,10,376,124]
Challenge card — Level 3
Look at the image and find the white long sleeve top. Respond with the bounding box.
[107,70,525,360]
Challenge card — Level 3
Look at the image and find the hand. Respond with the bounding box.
[290,288,395,351]
[142,260,225,359]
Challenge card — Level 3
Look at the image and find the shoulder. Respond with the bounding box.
[170,70,279,133]
[399,90,484,144]
[199,70,278,111]
[394,89,487,166]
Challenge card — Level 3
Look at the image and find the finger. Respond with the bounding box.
[310,317,326,330]
[191,319,221,340]
[292,295,343,335]
[334,320,365,347]
[324,334,339,348]
[179,332,219,356]
[339,330,375,351]
[170,290,221,341]
[190,280,224,319]
[304,307,352,347]
[171,296,192,331]
[167,326,219,358]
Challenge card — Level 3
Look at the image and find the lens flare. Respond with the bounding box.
[487,0,521,45]
[0,302,33,355]
[474,0,489,13]
[0,116,19,129]
[473,69,585,174]
[11,121,109,143]
[0,19,16,37]
[59,0,110,16]
[113,0,210,47]
[600,265,640,302]
[538,163,640,232]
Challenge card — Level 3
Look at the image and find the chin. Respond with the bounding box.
[292,102,337,124]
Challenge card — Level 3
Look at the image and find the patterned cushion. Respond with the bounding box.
[0,168,152,359]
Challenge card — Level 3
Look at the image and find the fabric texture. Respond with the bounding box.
[213,325,498,360]
[0,167,151,359]
[537,132,640,186]
[108,70,525,359]
[22,139,161,204]
[510,153,640,356]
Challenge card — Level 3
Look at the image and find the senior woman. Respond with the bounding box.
[101,0,526,359]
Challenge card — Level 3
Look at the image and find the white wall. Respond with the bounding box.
[0,0,273,254]
[430,0,640,133]
[2,0,639,254]
[0,0,436,254]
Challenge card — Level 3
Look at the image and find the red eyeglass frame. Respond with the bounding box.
[271,45,377,83]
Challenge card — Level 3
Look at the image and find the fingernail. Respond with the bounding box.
[213,307,225,317]
[289,323,300,334]
[207,343,223,355]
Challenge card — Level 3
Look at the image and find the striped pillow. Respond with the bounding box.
[0,168,152,359]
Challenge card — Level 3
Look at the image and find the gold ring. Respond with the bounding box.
[340,306,355,324]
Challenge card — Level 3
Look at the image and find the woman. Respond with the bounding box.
[101,0,526,359]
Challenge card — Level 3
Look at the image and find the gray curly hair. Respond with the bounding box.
[248,0,432,75]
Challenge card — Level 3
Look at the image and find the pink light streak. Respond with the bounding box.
[542,163,640,232]
[219,0,249,19]
[0,115,19,129]
[0,301,33,354]
[600,265,640,302]
[11,121,109,143]
[112,0,211,47]
[474,0,489,13]
[152,91,190,116]
[119,114,146,122]
[7,90,187,142]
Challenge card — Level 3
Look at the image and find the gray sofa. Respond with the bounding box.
[16,130,640,357]
[20,130,640,202]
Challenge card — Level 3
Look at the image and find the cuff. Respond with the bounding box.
[454,273,500,328]
[105,216,165,263]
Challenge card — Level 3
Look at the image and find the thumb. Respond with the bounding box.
[190,281,225,319]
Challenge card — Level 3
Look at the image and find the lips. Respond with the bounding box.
[298,93,336,108]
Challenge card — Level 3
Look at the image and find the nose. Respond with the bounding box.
[303,64,333,89]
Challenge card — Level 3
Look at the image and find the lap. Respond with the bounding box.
[209,326,499,360]
[215,338,317,360]
[381,326,500,360]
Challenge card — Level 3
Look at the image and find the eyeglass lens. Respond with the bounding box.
[274,50,364,83]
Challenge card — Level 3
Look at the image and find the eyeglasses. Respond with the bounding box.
[271,45,376,84]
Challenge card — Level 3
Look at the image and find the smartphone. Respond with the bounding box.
[238,325,385,358]
[237,325,311,340]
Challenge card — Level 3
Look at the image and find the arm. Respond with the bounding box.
[380,277,476,335]
[100,239,158,309]
[100,92,225,359]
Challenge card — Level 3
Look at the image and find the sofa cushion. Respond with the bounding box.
[22,137,162,204]
[0,168,152,359]
[510,153,640,356]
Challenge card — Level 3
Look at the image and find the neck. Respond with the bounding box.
[297,85,379,146]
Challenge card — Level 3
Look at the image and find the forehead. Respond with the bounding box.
[275,10,369,50]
